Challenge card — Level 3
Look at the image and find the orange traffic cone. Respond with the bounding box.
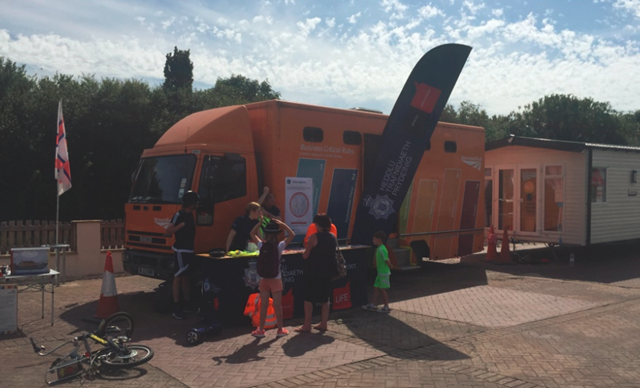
[484,225,498,261]
[96,251,119,319]
[496,227,513,264]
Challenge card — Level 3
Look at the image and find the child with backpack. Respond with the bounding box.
[249,217,295,338]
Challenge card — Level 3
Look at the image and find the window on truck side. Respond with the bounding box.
[343,131,361,145]
[444,141,457,153]
[303,127,323,142]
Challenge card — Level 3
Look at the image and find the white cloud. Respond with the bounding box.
[610,0,640,17]
[418,5,444,19]
[0,0,639,117]
[348,12,361,24]
[161,17,176,30]
[381,0,409,20]
[297,17,321,36]
[463,0,486,14]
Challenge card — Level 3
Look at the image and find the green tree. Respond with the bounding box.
[163,47,193,93]
[0,53,283,222]
[512,94,626,144]
[440,104,457,123]
[209,74,281,107]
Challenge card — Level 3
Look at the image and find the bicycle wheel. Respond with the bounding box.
[97,344,154,369]
[101,312,135,340]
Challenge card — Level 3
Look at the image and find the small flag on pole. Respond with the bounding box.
[55,100,72,196]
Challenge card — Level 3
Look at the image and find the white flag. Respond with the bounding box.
[55,100,72,195]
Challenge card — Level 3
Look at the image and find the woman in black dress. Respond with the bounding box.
[296,214,337,332]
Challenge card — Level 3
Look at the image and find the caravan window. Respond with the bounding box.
[591,167,607,203]
[544,165,564,232]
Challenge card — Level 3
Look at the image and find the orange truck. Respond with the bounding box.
[123,100,485,280]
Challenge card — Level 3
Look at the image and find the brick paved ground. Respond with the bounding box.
[4,242,640,387]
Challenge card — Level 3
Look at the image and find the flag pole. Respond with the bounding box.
[56,100,60,283]
[56,187,60,247]
[55,98,73,283]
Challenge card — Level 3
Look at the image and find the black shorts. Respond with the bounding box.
[173,250,194,277]
[303,275,331,304]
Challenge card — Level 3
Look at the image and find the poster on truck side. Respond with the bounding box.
[285,177,314,235]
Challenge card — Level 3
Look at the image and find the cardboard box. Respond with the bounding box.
[10,247,50,275]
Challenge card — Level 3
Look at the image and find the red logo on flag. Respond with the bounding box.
[411,82,441,113]
[282,288,294,319]
[332,282,352,310]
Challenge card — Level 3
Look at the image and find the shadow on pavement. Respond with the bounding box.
[331,310,471,361]
[281,332,335,357]
[382,260,489,304]
[461,240,640,285]
[92,366,149,382]
[211,337,280,364]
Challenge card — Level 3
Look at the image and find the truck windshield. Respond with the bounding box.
[129,155,197,204]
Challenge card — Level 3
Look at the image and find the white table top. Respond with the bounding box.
[1,269,60,280]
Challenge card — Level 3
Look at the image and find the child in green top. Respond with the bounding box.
[362,231,391,313]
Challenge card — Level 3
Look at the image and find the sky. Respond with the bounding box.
[1,0,639,116]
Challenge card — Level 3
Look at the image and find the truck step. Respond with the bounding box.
[393,248,412,268]
[386,238,400,250]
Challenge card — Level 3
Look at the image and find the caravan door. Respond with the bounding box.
[491,166,540,237]
[517,167,539,236]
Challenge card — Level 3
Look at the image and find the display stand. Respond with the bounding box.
[1,270,59,326]
[0,284,18,334]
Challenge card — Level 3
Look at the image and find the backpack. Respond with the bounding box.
[257,241,280,278]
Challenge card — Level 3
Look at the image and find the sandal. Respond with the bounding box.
[294,327,311,333]
[313,325,328,332]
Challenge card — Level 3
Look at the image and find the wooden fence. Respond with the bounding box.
[0,219,125,255]
[101,219,125,249]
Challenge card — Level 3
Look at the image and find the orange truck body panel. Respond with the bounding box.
[124,100,484,280]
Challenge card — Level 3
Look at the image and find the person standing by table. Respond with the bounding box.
[249,218,296,338]
[226,202,262,252]
[257,186,282,221]
[296,214,337,333]
[164,191,199,320]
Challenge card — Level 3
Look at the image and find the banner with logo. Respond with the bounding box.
[285,177,314,236]
[351,44,472,244]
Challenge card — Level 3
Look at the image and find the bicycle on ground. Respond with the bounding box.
[30,311,154,385]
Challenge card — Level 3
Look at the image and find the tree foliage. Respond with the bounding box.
[0,49,281,222]
[163,47,193,93]
[443,95,639,145]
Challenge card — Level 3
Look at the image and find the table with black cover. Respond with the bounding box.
[197,246,369,327]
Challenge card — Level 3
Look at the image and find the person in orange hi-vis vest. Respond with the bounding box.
[303,223,337,247]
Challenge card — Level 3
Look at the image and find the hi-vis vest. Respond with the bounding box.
[244,293,277,329]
